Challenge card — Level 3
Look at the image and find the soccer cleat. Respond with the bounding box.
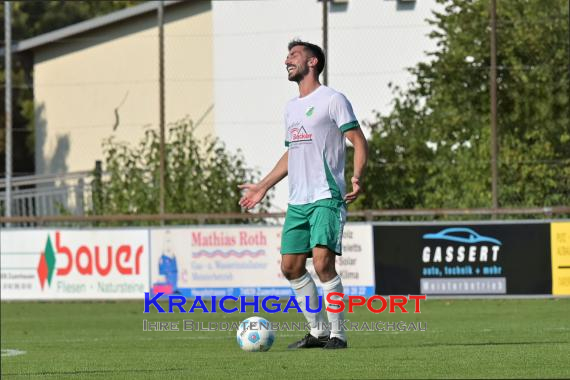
[323,337,347,349]
[287,333,329,349]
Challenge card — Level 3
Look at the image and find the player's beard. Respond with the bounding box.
[288,63,309,83]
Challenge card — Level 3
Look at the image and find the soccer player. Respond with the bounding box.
[238,40,368,349]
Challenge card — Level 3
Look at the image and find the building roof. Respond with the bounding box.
[2,0,183,55]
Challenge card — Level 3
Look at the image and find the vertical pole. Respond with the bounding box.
[490,0,499,211]
[4,1,13,220]
[322,0,328,85]
[158,1,166,219]
[92,160,103,217]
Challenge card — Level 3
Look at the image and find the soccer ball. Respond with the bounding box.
[236,316,275,352]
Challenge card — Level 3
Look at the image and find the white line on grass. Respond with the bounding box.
[1,349,26,357]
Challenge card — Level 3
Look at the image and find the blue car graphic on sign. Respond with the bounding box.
[423,228,502,245]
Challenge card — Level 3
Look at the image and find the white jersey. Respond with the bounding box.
[284,85,359,205]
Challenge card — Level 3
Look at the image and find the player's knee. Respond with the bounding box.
[313,261,336,283]
[281,260,304,280]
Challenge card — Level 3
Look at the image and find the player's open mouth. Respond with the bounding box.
[287,66,296,73]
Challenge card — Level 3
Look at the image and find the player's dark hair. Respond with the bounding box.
[288,39,325,75]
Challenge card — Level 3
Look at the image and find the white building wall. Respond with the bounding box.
[212,0,441,211]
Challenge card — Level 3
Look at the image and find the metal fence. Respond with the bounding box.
[1,167,568,228]
[0,171,94,219]
[1,205,569,228]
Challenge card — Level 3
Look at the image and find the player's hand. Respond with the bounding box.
[344,176,362,204]
[238,183,267,210]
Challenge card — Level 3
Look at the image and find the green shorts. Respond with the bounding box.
[281,198,346,256]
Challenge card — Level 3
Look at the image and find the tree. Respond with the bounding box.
[349,0,570,211]
[92,118,272,222]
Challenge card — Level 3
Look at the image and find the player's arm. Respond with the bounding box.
[344,127,368,203]
[238,151,288,210]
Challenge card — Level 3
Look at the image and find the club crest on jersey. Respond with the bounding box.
[305,106,315,117]
[290,126,313,143]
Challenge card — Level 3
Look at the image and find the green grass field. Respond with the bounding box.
[1,298,569,379]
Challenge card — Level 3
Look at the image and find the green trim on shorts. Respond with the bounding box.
[281,198,346,256]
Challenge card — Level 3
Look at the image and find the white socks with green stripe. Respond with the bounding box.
[322,275,347,342]
[289,271,329,338]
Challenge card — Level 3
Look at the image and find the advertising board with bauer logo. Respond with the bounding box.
[0,229,150,300]
[1,225,373,300]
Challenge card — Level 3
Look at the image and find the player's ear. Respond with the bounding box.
[308,56,317,69]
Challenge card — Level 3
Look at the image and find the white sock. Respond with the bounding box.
[289,272,329,338]
[322,275,347,342]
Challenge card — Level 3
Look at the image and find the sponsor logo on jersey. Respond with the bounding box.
[290,126,313,143]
